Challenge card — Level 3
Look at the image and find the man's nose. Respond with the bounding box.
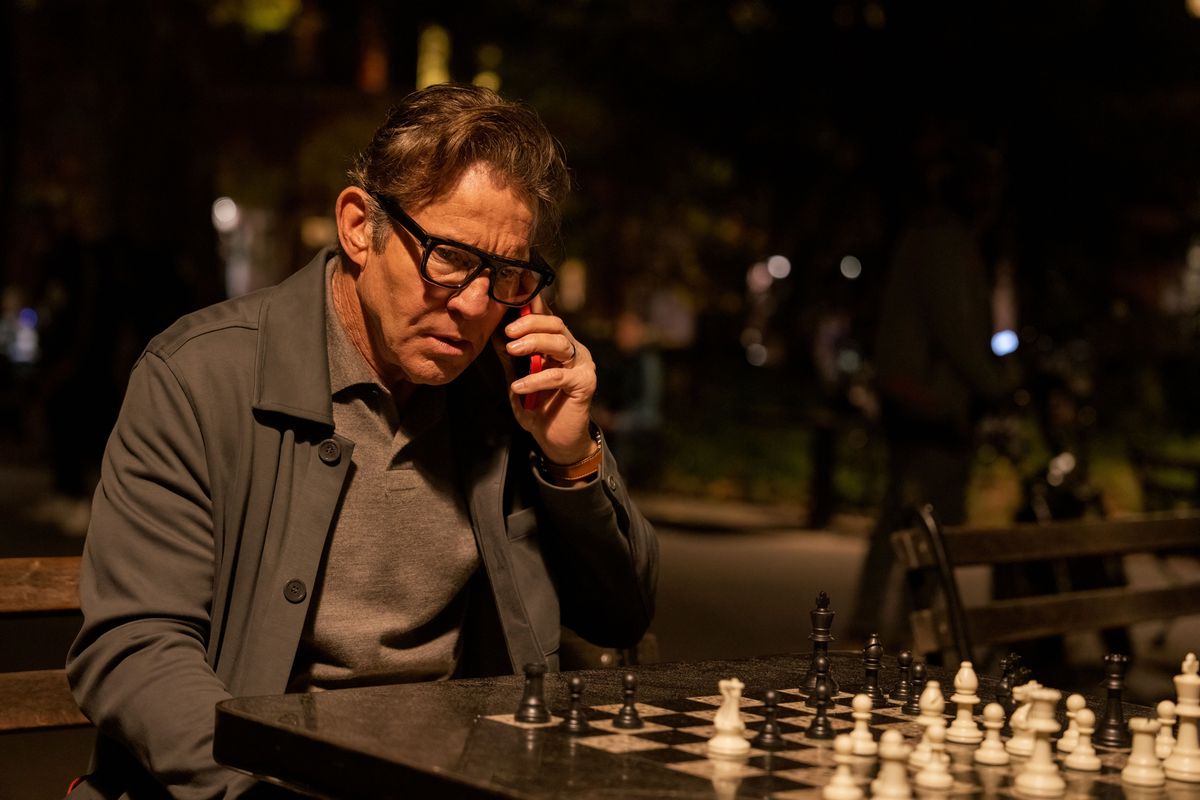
[447,274,492,317]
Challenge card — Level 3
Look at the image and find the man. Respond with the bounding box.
[66,84,658,798]
[846,139,1013,645]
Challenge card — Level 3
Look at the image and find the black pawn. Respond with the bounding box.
[1096,653,1131,748]
[890,649,913,703]
[752,688,785,750]
[613,672,643,730]
[806,676,835,740]
[901,662,926,716]
[806,654,833,708]
[559,675,591,735]
[802,591,840,696]
[863,633,887,708]
[515,662,551,723]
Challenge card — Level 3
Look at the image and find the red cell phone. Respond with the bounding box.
[517,305,542,410]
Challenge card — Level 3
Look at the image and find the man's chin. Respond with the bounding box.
[402,354,473,386]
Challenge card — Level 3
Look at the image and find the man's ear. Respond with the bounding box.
[335,187,373,266]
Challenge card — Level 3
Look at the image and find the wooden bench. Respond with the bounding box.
[890,507,1200,663]
[1130,446,1200,511]
[0,556,89,733]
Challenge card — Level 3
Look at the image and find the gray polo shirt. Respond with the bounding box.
[287,260,481,691]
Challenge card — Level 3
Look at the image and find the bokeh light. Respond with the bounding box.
[211,197,240,233]
[767,255,791,279]
[991,329,1019,356]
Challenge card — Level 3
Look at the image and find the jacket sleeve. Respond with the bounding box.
[66,351,255,799]
[533,435,658,648]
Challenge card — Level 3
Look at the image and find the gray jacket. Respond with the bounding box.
[66,250,658,799]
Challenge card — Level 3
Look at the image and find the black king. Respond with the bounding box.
[802,591,839,696]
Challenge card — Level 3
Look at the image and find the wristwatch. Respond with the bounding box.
[538,425,603,483]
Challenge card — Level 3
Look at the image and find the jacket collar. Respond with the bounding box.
[253,248,337,426]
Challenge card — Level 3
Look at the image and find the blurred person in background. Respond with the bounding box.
[847,136,1018,645]
[66,84,657,799]
[593,308,664,490]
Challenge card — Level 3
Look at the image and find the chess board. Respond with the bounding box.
[488,688,1136,799]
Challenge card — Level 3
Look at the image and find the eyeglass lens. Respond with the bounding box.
[427,244,543,304]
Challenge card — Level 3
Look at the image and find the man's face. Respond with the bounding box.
[353,164,534,386]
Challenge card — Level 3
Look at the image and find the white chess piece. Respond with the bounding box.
[909,679,945,767]
[871,729,913,800]
[975,702,1011,766]
[824,734,865,800]
[1122,717,1166,787]
[1014,687,1065,798]
[1063,708,1101,772]
[1165,653,1200,783]
[947,660,983,744]
[707,677,751,758]
[915,723,954,790]
[849,694,877,756]
[1157,699,1177,761]
[1055,694,1085,754]
[1005,680,1041,757]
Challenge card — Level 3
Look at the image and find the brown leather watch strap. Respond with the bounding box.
[538,426,603,483]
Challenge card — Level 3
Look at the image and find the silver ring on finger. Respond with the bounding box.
[563,341,577,366]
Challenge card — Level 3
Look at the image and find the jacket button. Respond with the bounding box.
[318,439,341,465]
[284,579,307,603]
[606,475,619,492]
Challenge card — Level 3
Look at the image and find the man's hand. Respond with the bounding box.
[493,296,596,465]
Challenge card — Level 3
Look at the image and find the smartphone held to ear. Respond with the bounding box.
[512,304,542,410]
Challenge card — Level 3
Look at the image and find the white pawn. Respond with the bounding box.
[1063,708,1101,772]
[1157,699,1177,761]
[975,702,1011,766]
[1165,652,1200,783]
[707,677,751,758]
[849,694,877,756]
[1122,717,1166,788]
[947,660,983,744]
[910,679,945,767]
[915,723,954,790]
[872,729,913,800]
[1014,687,1065,798]
[1005,681,1040,757]
[823,734,864,800]
[1055,694,1086,754]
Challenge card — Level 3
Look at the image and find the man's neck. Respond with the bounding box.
[330,261,413,404]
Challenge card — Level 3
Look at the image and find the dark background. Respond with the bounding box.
[5,0,1200,516]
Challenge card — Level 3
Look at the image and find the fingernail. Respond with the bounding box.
[512,379,527,391]
[507,340,529,354]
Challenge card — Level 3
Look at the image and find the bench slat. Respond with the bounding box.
[892,512,1200,569]
[911,582,1200,652]
[0,668,89,733]
[0,556,81,616]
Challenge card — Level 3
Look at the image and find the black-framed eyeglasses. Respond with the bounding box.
[369,191,555,307]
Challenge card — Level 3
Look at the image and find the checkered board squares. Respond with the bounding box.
[489,689,1136,799]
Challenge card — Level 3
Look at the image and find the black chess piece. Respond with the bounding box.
[752,688,785,750]
[890,649,913,703]
[559,675,591,735]
[1097,653,1131,748]
[901,661,925,716]
[613,672,643,730]
[805,675,835,740]
[863,633,887,708]
[806,654,834,708]
[801,591,839,696]
[995,653,1019,716]
[515,662,551,723]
